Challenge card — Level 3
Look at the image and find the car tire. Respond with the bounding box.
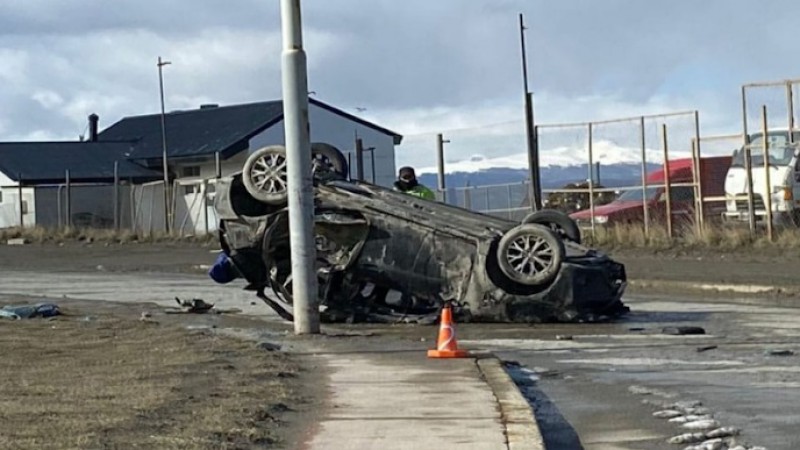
[496,224,565,286]
[522,209,581,244]
[242,145,290,205]
[311,142,349,179]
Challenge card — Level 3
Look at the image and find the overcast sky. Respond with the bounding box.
[2,0,799,171]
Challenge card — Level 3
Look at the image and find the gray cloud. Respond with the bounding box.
[2,0,799,168]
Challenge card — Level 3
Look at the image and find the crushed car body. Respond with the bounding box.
[212,143,629,324]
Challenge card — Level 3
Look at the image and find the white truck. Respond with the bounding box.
[724,129,800,226]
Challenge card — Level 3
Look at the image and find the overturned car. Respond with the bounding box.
[212,143,628,324]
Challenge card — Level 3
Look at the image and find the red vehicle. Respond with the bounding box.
[570,156,731,228]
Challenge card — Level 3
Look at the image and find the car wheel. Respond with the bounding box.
[522,209,581,244]
[311,142,349,178]
[243,145,289,205]
[496,224,565,286]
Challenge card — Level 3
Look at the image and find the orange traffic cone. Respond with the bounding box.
[427,303,469,358]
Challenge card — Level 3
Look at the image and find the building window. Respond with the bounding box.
[181,166,201,178]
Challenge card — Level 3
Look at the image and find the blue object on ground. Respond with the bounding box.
[208,252,237,284]
[0,303,61,320]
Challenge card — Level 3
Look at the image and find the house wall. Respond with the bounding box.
[248,104,398,187]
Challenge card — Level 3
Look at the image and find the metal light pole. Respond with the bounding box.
[436,133,449,191]
[281,0,320,334]
[158,56,172,233]
[519,13,541,211]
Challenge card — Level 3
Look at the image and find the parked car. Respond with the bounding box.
[212,144,628,324]
[570,156,731,229]
[724,130,800,226]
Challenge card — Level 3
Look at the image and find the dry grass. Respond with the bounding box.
[0,226,218,246]
[0,310,301,449]
[586,222,800,252]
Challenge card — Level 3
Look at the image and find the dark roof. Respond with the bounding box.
[97,98,403,164]
[0,142,162,184]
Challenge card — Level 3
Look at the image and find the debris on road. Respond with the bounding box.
[763,349,794,357]
[6,238,29,246]
[662,326,706,335]
[0,303,61,320]
[257,341,281,352]
[555,334,573,340]
[174,297,215,314]
[697,345,718,352]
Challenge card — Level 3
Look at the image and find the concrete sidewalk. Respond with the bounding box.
[298,349,544,450]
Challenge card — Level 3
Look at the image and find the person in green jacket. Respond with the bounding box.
[393,166,435,200]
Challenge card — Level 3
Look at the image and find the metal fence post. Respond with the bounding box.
[762,105,774,241]
[587,123,596,238]
[113,161,120,231]
[661,124,673,238]
[436,133,448,191]
[65,170,72,229]
[202,179,209,236]
[787,81,795,139]
[741,85,756,233]
[17,173,23,228]
[693,111,705,230]
[355,137,365,181]
[691,139,702,234]
[639,117,650,237]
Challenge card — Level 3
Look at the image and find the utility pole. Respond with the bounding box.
[436,133,449,191]
[158,56,172,233]
[519,13,541,211]
[281,0,320,334]
[355,135,365,181]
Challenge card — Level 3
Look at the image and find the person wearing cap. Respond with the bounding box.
[394,166,435,200]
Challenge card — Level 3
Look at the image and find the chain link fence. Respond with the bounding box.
[434,111,707,238]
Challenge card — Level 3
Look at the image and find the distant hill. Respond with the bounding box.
[418,162,660,190]
[415,163,661,213]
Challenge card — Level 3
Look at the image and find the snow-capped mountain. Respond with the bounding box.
[414,140,693,189]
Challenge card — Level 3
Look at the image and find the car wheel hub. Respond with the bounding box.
[506,235,554,276]
[252,154,287,193]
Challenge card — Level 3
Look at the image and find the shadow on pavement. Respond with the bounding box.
[505,365,584,450]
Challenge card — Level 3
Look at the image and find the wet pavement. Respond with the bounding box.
[461,295,800,450]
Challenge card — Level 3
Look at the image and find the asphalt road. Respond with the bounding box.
[460,294,800,450]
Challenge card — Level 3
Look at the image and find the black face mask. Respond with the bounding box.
[395,178,418,191]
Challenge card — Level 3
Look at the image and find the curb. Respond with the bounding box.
[476,356,545,450]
